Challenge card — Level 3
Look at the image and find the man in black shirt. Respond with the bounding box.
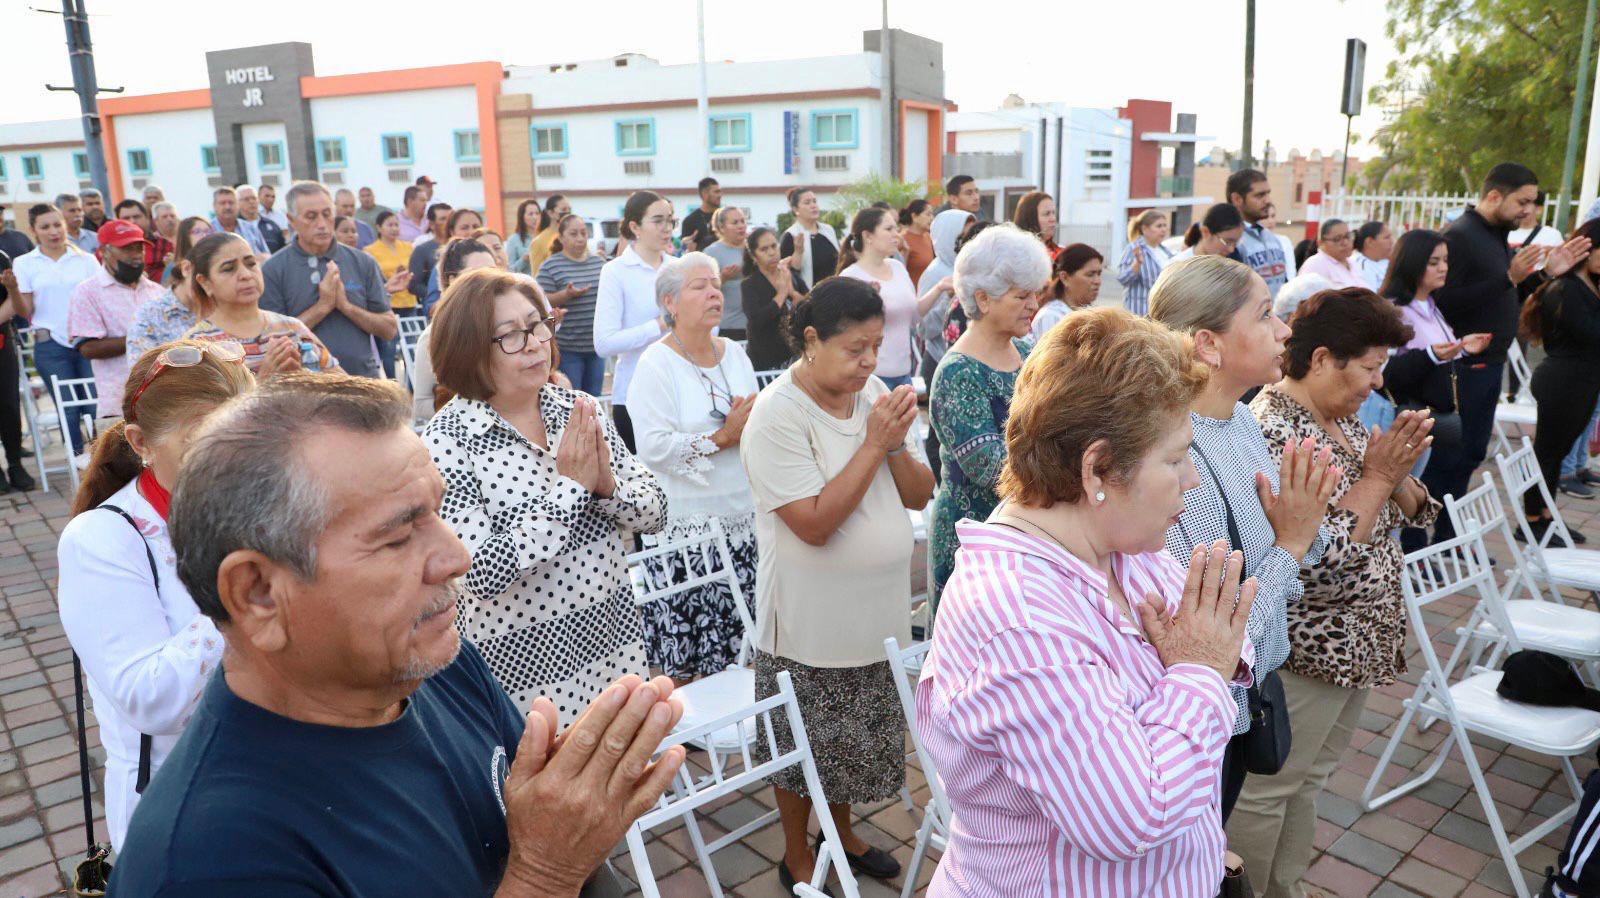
[1428,162,1592,544]
[111,374,686,898]
[79,188,108,232]
[680,177,720,253]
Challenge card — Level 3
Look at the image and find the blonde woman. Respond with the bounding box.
[1116,210,1173,315]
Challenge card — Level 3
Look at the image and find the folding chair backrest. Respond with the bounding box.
[398,315,428,343]
[1403,529,1520,684]
[885,637,949,825]
[1446,471,1551,603]
[1507,342,1535,403]
[1495,437,1578,566]
[51,377,101,436]
[754,369,786,390]
[624,670,860,898]
[625,519,756,665]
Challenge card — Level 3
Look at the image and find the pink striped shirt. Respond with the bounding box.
[916,520,1247,898]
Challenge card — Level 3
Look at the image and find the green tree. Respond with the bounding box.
[1365,0,1596,192]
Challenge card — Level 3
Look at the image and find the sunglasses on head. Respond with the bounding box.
[127,341,246,421]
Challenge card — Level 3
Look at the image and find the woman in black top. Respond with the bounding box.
[1519,217,1600,534]
[741,227,808,371]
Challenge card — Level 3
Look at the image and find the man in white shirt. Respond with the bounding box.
[258,183,290,231]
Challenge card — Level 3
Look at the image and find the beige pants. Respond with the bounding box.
[1225,669,1369,898]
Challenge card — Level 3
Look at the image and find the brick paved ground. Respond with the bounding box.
[3,455,1599,897]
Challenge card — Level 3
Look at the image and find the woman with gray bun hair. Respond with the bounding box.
[926,224,1052,619]
[628,252,760,681]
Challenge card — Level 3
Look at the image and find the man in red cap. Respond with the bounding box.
[67,220,165,420]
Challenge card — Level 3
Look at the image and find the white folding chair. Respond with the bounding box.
[1493,343,1537,458]
[1496,437,1600,609]
[12,332,50,491]
[885,637,949,898]
[396,316,427,390]
[1444,472,1600,682]
[624,670,861,898]
[1361,530,1600,898]
[753,368,786,390]
[624,521,770,860]
[49,376,99,496]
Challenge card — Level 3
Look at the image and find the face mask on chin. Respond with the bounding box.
[110,257,145,286]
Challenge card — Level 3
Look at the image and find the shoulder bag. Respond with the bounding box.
[1190,443,1293,776]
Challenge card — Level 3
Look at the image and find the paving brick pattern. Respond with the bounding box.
[3,468,1598,897]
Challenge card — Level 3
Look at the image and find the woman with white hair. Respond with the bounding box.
[628,253,760,680]
[1273,272,1337,321]
[926,224,1052,617]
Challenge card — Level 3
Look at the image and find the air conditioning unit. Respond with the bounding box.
[710,157,743,174]
[387,168,411,183]
[813,154,849,173]
[458,165,483,180]
[26,183,43,194]
[0,184,8,195]
[131,178,148,189]
[207,175,227,187]
[260,174,281,187]
[78,180,93,190]
[322,171,344,185]
[535,163,564,179]
[623,160,653,176]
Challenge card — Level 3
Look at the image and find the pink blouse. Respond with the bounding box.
[916,520,1251,898]
[1397,295,1457,353]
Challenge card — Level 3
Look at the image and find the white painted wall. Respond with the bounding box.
[241,121,290,188]
[505,52,879,107]
[109,109,217,215]
[903,109,930,183]
[308,87,481,211]
[0,120,91,222]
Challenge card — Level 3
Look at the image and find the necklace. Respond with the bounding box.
[671,331,732,421]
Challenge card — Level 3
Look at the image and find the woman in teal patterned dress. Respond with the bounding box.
[927,224,1054,620]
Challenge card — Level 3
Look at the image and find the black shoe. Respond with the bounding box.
[1581,469,1600,486]
[778,859,835,896]
[816,833,902,880]
[7,465,34,492]
[1573,527,1589,544]
[1517,518,1577,548]
[1559,476,1595,499]
[17,446,31,459]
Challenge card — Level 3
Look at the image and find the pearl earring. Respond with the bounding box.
[1094,491,1106,503]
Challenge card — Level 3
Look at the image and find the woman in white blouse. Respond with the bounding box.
[628,253,759,680]
[424,268,666,725]
[57,338,254,849]
[836,206,953,391]
[594,190,674,452]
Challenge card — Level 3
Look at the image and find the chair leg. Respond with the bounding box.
[900,805,936,898]
[1362,697,1451,812]
[1453,724,1534,898]
[899,786,915,812]
[682,808,726,898]
[625,827,663,898]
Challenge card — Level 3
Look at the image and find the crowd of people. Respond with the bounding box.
[0,153,1585,897]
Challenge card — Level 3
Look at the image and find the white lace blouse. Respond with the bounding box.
[627,339,759,532]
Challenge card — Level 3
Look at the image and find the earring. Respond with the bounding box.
[1094,491,1105,503]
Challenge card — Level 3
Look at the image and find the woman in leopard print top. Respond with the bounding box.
[1229,287,1440,898]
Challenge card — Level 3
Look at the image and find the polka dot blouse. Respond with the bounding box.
[425,386,667,725]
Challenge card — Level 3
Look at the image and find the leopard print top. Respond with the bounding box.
[1250,386,1441,690]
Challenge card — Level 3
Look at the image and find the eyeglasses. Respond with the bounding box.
[491,317,558,354]
[1216,234,1240,249]
[127,341,247,420]
[1325,232,1353,243]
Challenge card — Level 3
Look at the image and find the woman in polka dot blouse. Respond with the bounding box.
[423,269,666,724]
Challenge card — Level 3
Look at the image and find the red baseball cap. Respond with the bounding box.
[97,219,148,248]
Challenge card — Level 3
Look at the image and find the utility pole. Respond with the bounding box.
[1557,0,1598,232]
[42,0,120,198]
[1581,31,1600,217]
[883,0,896,179]
[1241,0,1256,169]
[695,0,711,179]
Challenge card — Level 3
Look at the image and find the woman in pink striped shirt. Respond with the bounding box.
[918,307,1260,898]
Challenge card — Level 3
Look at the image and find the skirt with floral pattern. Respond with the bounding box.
[639,513,756,679]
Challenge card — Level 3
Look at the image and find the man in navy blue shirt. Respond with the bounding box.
[110,373,686,898]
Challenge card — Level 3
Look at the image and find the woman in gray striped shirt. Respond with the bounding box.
[1149,254,1337,823]
[537,213,608,396]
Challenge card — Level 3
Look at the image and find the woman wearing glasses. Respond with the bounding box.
[57,339,254,849]
[627,253,759,681]
[1296,219,1370,290]
[180,233,338,376]
[425,268,665,723]
[595,190,676,452]
[1171,203,1246,263]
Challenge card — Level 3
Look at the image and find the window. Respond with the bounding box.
[531,124,568,159]
[125,148,151,176]
[317,138,346,169]
[452,129,481,163]
[73,152,90,179]
[201,144,220,173]
[615,119,655,156]
[709,114,751,153]
[256,142,285,171]
[0,157,7,180]
[22,154,45,181]
[810,109,858,150]
[1085,148,1113,185]
[381,133,413,165]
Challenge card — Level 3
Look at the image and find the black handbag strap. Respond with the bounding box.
[1190,441,1245,554]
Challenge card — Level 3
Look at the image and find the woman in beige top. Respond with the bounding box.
[740,275,935,892]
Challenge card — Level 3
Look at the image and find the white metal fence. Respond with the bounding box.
[1326,192,1585,233]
